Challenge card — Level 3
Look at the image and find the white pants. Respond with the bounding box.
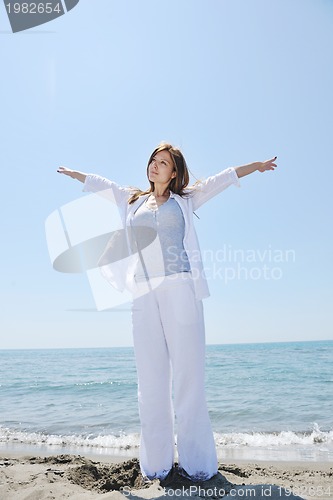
[132,273,217,480]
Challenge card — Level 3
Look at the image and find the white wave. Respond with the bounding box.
[0,423,332,452]
[214,423,333,448]
[0,427,140,450]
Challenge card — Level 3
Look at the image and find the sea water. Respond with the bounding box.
[0,341,332,461]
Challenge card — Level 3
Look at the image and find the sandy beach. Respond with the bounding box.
[0,452,332,500]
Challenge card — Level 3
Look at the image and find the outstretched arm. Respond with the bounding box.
[57,167,134,207]
[235,156,277,178]
[191,156,278,211]
[57,166,87,183]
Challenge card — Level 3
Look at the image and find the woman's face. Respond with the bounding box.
[148,150,176,185]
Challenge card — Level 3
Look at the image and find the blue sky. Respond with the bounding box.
[1,0,332,349]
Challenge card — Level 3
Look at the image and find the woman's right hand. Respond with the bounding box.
[57,167,87,183]
[57,166,74,177]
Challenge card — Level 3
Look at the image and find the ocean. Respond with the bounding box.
[0,341,332,462]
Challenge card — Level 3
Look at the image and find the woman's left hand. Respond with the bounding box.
[257,156,278,172]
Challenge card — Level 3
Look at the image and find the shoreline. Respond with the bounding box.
[1,441,332,464]
[1,446,332,467]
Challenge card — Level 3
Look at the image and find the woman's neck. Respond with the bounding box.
[152,185,170,198]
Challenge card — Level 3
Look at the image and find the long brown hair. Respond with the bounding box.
[128,142,190,204]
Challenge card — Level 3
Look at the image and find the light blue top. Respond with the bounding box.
[131,197,190,280]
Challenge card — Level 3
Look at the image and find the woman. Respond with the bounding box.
[57,143,277,481]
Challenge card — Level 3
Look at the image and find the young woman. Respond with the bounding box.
[57,143,277,481]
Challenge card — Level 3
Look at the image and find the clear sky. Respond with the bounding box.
[1,0,332,349]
